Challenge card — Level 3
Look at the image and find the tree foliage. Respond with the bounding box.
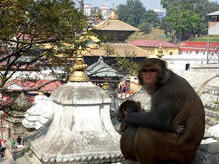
[117,0,146,27]
[138,22,152,34]
[117,0,160,28]
[143,10,160,27]
[161,0,219,42]
[0,0,92,87]
[116,57,139,75]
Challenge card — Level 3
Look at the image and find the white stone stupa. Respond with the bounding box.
[22,55,122,163]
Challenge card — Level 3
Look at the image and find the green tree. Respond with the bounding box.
[0,0,92,87]
[143,10,160,27]
[117,0,146,27]
[138,22,152,34]
[161,0,219,42]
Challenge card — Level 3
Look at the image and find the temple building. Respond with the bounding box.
[94,9,139,42]
[129,40,179,57]
[83,9,149,65]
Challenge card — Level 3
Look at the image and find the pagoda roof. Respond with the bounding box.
[84,43,150,57]
[86,57,122,77]
[207,10,219,16]
[95,9,139,32]
[95,19,139,31]
[129,40,178,48]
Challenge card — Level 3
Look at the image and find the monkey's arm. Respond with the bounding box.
[124,101,184,134]
[124,111,161,130]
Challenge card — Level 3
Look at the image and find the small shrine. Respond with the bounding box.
[22,55,122,163]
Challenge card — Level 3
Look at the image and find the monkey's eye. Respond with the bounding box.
[142,69,157,73]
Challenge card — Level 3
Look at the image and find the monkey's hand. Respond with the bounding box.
[172,124,184,135]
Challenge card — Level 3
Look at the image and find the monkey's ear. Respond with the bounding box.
[137,101,141,112]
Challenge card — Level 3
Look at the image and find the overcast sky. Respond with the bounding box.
[84,0,219,10]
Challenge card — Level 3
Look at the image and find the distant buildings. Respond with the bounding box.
[84,3,112,21]
[84,4,93,17]
[129,40,178,57]
[178,41,219,56]
[83,3,166,24]
[99,5,111,20]
[153,9,166,19]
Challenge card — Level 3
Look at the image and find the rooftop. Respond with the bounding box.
[207,10,219,16]
[84,43,150,57]
[95,19,139,31]
[129,40,178,48]
[86,57,122,77]
[4,79,61,93]
[95,10,139,32]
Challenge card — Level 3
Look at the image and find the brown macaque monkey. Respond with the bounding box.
[119,100,141,134]
[120,58,205,164]
[119,100,140,162]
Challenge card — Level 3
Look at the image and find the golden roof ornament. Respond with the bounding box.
[38,92,44,95]
[109,2,118,20]
[102,79,110,90]
[157,44,164,58]
[69,54,89,82]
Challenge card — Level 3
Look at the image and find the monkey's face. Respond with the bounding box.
[141,67,158,85]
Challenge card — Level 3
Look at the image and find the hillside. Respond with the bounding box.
[127,28,219,42]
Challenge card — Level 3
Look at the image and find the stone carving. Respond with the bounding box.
[22,94,53,130]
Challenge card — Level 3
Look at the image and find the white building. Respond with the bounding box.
[84,4,93,17]
[153,9,165,19]
[100,5,111,20]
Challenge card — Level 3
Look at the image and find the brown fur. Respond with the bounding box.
[120,58,205,164]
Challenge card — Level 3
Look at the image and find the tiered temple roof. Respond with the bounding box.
[95,19,139,32]
[84,43,150,57]
[95,10,139,41]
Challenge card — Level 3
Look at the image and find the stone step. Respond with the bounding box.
[201,92,218,102]
[202,86,219,96]
[205,108,219,127]
[206,116,219,127]
[205,108,219,118]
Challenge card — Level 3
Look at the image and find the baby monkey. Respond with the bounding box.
[119,100,184,134]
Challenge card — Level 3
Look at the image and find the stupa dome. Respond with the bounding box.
[51,81,111,105]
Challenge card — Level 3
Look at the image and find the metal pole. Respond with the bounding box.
[1,117,3,140]
[0,111,3,140]
[207,35,210,64]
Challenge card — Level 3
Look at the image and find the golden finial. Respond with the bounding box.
[102,79,110,90]
[38,92,44,95]
[109,2,118,20]
[157,44,164,58]
[69,53,89,82]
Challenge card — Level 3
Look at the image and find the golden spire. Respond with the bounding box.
[102,79,110,90]
[69,54,89,82]
[157,44,164,58]
[109,2,118,20]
